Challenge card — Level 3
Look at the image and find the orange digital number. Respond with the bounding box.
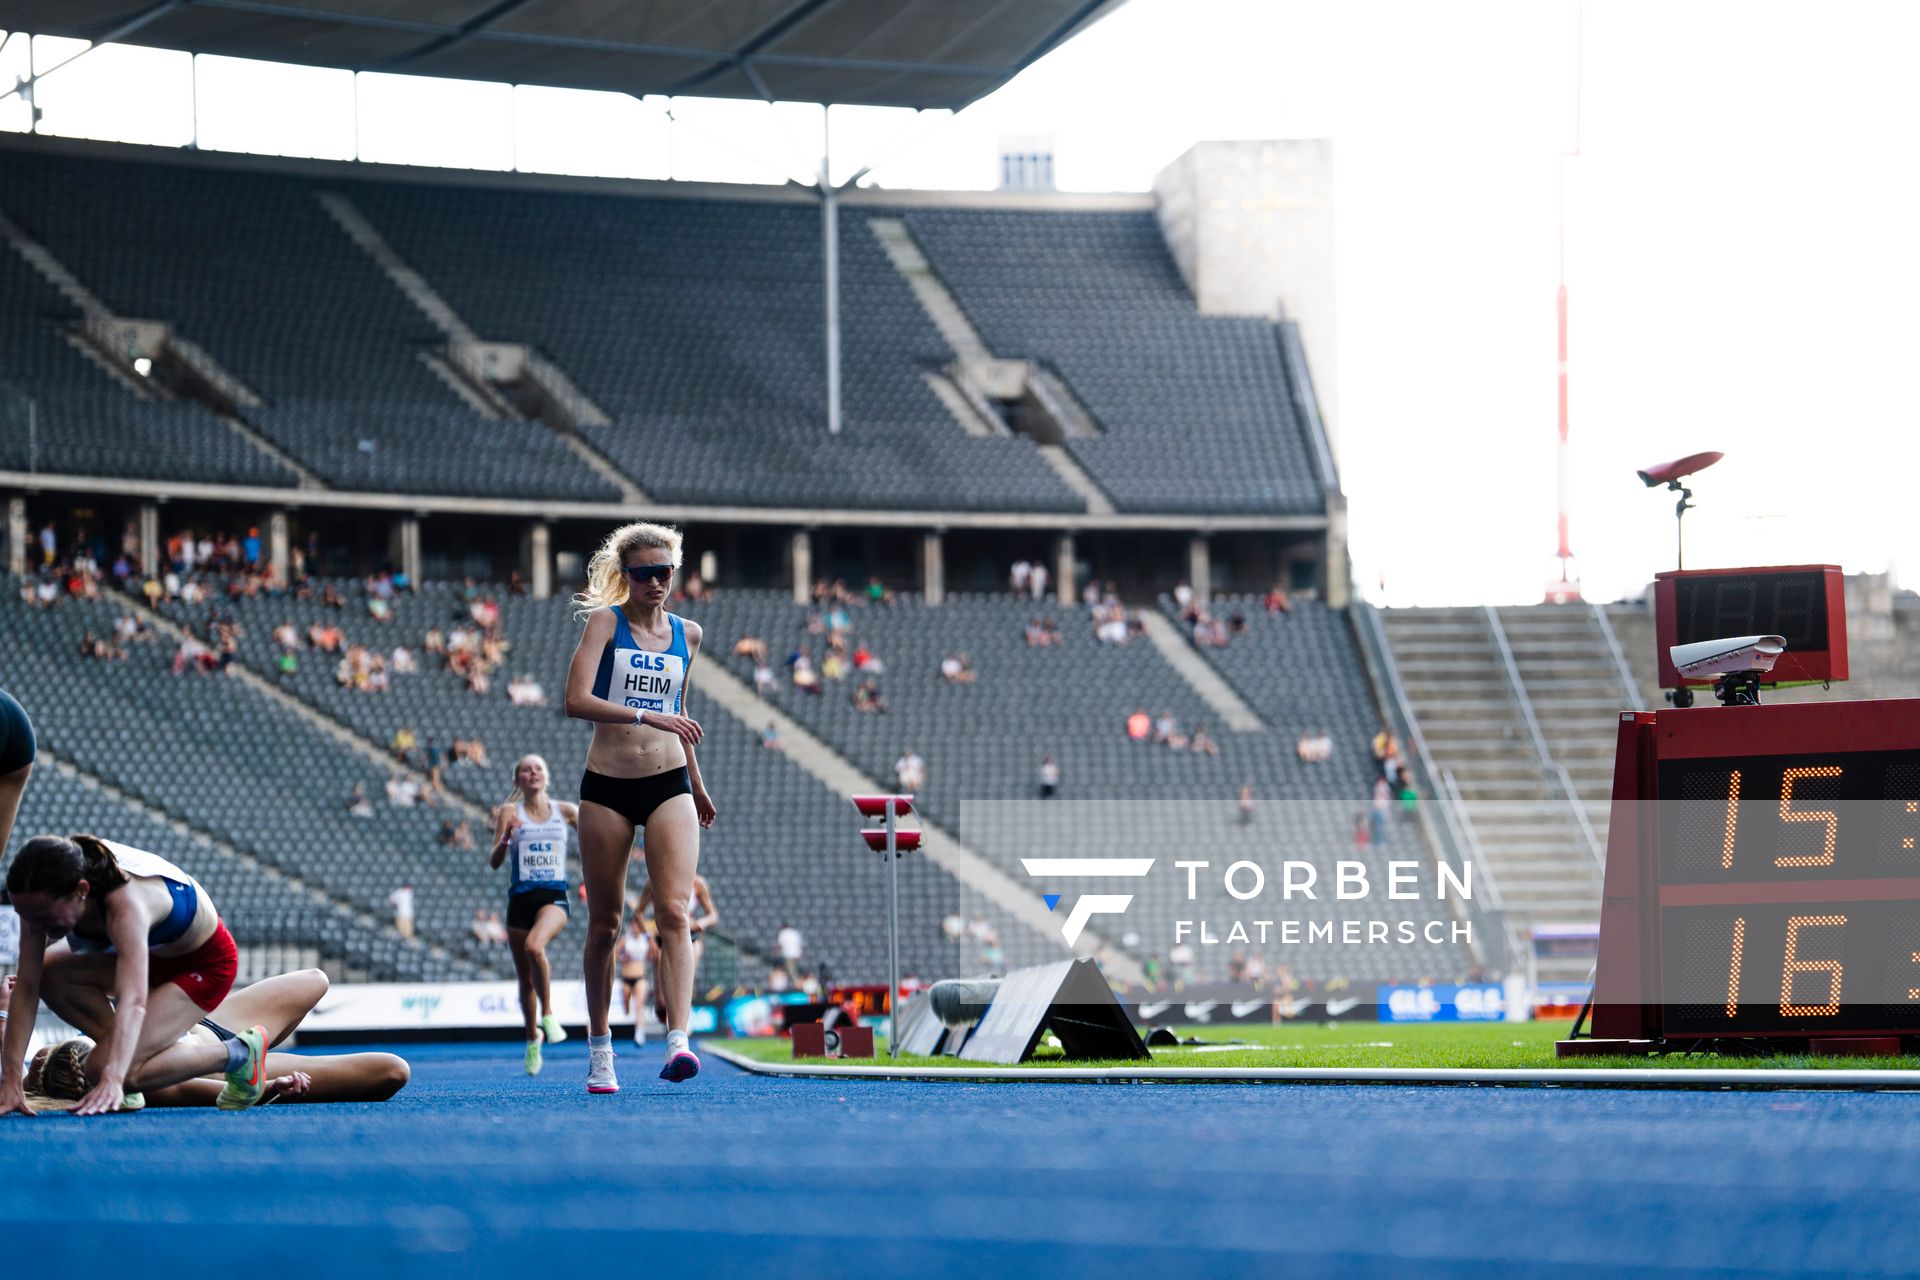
[1721,770,1742,870]
[1725,917,1745,1018]
[1779,913,1846,1016]
[1776,766,1843,868]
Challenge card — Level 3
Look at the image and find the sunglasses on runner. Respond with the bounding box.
[623,563,674,583]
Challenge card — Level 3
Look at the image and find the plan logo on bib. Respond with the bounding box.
[1020,858,1154,945]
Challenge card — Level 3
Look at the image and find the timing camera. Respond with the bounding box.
[1668,634,1786,707]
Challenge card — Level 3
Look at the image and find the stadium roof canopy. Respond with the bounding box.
[1,0,1128,110]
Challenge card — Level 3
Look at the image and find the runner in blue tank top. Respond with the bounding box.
[488,753,579,1076]
[565,521,715,1094]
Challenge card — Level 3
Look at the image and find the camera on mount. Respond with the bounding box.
[1668,634,1786,707]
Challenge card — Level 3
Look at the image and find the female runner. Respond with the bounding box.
[618,913,650,1046]
[0,688,34,858]
[7,968,409,1109]
[635,873,719,1023]
[489,753,578,1075]
[0,834,268,1117]
[564,521,715,1093]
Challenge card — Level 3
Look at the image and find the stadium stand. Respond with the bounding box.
[144,577,1012,985]
[0,578,503,979]
[680,588,1469,981]
[345,181,1080,512]
[904,210,1325,515]
[0,149,619,501]
[0,240,297,487]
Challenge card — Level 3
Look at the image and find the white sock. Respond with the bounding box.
[589,1032,611,1053]
[667,1029,689,1054]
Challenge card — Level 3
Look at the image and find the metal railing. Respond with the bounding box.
[1482,605,1606,872]
[1591,600,1645,712]
[1352,602,1511,973]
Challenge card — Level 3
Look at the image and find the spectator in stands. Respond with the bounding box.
[1038,755,1060,799]
[391,644,416,675]
[1227,950,1248,983]
[1398,778,1420,821]
[753,659,777,699]
[1264,582,1292,614]
[1244,952,1268,987]
[438,819,461,848]
[777,922,805,981]
[1238,783,1256,825]
[967,915,1004,970]
[732,635,768,665]
[852,679,887,714]
[38,522,55,567]
[791,653,822,696]
[894,748,927,794]
[866,577,893,607]
[1029,561,1049,602]
[1383,751,1402,790]
[1154,709,1179,747]
[385,774,419,808]
[1169,941,1197,988]
[1190,724,1219,757]
[274,648,299,680]
[1126,708,1151,743]
[1353,812,1372,851]
[389,883,416,939]
[466,738,491,769]
[940,653,977,684]
[507,674,548,707]
[472,909,494,944]
[760,721,783,751]
[852,642,883,675]
[1372,728,1400,779]
[1011,559,1032,595]
[424,625,447,657]
[321,582,345,610]
[485,913,508,945]
[347,782,374,819]
[423,739,444,794]
[171,627,215,676]
[391,727,417,763]
[1370,777,1392,845]
[1173,579,1196,622]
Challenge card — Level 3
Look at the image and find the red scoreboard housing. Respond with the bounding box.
[1586,699,1920,1046]
[1653,564,1848,688]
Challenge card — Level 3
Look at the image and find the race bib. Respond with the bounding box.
[614,646,685,715]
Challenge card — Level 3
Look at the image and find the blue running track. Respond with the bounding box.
[5,1039,1919,1277]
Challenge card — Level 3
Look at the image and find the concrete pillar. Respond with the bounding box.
[1053,532,1076,605]
[138,503,159,577]
[1324,496,1350,607]
[529,521,552,600]
[393,516,422,586]
[1188,533,1212,612]
[922,530,945,606]
[6,496,25,578]
[790,529,813,605]
[269,511,290,588]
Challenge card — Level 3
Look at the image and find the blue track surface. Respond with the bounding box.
[5,1039,1920,1277]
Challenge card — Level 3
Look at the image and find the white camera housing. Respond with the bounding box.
[1670,634,1786,680]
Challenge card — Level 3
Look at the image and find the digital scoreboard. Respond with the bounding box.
[1653,564,1847,688]
[1586,699,1920,1045]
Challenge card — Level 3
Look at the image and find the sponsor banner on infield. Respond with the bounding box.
[1377,982,1509,1023]
[303,980,709,1032]
[1128,985,1377,1025]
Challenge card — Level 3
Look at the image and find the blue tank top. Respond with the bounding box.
[68,842,204,955]
[590,609,691,717]
[507,800,571,895]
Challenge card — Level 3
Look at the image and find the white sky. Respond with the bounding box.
[3,1,1916,605]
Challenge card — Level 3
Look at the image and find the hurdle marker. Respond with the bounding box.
[852,793,920,1058]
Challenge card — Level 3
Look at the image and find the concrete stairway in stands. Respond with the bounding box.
[1493,604,1640,847]
[1380,607,1603,979]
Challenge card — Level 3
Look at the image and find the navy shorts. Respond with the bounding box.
[506,886,571,931]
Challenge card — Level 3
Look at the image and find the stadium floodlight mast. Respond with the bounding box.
[1637,450,1724,570]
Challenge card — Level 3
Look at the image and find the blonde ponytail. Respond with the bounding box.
[571,521,684,620]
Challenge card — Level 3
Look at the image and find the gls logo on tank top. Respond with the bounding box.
[617,647,685,714]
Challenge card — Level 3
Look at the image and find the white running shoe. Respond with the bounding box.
[586,1045,619,1094]
[632,1026,647,1048]
[540,1015,567,1045]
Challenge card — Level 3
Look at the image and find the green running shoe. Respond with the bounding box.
[540,1015,567,1045]
[120,1092,146,1112]
[525,1039,543,1076]
[215,1025,269,1111]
